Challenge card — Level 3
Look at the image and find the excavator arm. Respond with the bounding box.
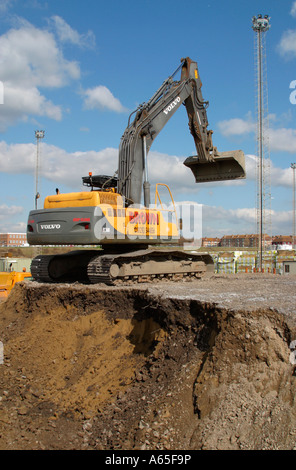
[118,57,245,207]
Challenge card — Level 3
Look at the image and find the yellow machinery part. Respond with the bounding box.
[100,205,179,239]
[44,191,124,209]
[43,187,179,241]
[0,272,32,299]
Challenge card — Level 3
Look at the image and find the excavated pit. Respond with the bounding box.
[0,275,296,450]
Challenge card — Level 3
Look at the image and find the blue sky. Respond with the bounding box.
[0,0,296,238]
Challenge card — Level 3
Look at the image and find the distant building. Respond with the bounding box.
[199,233,294,250]
[283,260,296,274]
[220,234,272,248]
[0,233,27,247]
[271,235,293,247]
[202,237,220,247]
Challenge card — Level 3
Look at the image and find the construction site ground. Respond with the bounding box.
[1,272,296,451]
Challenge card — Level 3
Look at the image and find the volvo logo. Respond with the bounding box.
[163,96,181,115]
[40,224,61,230]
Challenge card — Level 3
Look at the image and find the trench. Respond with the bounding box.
[0,281,296,450]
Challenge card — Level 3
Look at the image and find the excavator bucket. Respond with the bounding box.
[183,150,246,183]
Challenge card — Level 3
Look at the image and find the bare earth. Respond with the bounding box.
[0,273,296,450]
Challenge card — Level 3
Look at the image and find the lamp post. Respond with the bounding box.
[292,163,296,248]
[35,130,45,209]
[252,14,271,271]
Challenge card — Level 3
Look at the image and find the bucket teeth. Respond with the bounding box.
[184,150,246,183]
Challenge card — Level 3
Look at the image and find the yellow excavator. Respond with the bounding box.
[27,57,245,285]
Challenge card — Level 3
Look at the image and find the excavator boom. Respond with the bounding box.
[118,57,245,206]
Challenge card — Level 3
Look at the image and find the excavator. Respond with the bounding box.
[27,57,245,285]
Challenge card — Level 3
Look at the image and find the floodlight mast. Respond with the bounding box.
[252,14,271,272]
[292,163,296,248]
[35,130,45,209]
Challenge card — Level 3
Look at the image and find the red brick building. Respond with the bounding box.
[219,234,272,248]
[202,237,220,247]
[0,233,27,246]
[271,235,293,247]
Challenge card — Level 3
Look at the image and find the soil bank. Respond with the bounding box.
[0,273,296,450]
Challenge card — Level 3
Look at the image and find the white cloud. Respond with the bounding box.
[277,3,296,57]
[245,154,257,180]
[0,216,27,234]
[0,140,293,195]
[145,151,244,194]
[0,203,23,220]
[245,153,295,188]
[203,204,256,225]
[149,151,192,190]
[1,86,62,127]
[0,20,81,130]
[0,142,195,192]
[277,29,296,57]
[218,116,255,137]
[0,141,118,188]
[0,140,293,237]
[0,21,80,87]
[218,114,296,155]
[202,204,294,237]
[269,127,296,153]
[0,141,36,173]
[43,146,118,187]
[50,15,95,48]
[0,204,24,233]
[0,140,246,200]
[202,204,256,237]
[82,86,127,113]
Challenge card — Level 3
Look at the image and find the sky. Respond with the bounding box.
[0,0,296,238]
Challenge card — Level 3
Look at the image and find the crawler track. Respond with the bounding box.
[31,249,214,285]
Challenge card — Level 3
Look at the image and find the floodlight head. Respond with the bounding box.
[252,14,271,32]
[35,130,45,139]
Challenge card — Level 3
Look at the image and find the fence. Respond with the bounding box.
[215,250,296,274]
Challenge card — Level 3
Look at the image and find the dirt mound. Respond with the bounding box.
[0,276,296,450]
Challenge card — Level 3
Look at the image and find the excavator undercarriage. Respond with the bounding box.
[31,248,214,285]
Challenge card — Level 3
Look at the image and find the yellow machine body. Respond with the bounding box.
[43,187,179,242]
